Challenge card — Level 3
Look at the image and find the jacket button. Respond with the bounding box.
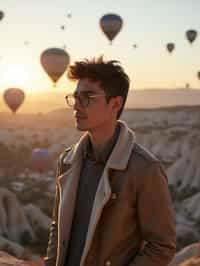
[105,260,111,266]
[111,193,117,200]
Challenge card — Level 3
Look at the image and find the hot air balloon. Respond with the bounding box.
[100,13,123,43]
[197,71,200,80]
[60,25,66,31]
[24,40,29,46]
[166,43,175,53]
[185,83,190,89]
[3,88,25,114]
[186,30,197,44]
[40,48,70,86]
[31,148,51,173]
[0,11,4,21]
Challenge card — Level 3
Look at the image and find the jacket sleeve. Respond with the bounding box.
[43,157,62,266]
[129,162,176,266]
[44,186,59,266]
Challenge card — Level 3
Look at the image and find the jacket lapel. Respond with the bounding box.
[56,132,89,260]
[57,159,82,263]
[80,120,136,265]
[80,166,111,266]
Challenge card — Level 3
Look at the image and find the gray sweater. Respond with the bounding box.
[65,125,120,266]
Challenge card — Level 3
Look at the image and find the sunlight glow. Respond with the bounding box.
[3,64,29,88]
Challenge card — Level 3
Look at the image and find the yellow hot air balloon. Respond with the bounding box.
[40,48,70,86]
[100,13,123,44]
[3,88,25,114]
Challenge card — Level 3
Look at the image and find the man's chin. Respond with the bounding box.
[75,122,87,131]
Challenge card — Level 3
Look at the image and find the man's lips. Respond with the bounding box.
[75,114,87,119]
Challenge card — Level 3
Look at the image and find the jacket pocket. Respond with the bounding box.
[108,240,139,266]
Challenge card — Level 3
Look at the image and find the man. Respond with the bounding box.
[44,57,176,266]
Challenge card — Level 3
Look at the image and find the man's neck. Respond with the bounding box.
[88,122,117,154]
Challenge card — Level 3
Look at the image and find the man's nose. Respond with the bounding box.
[73,96,82,110]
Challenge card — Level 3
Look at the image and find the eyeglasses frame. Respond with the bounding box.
[65,92,111,107]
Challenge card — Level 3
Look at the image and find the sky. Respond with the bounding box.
[0,0,200,97]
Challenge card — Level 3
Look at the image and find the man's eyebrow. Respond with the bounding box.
[74,90,95,95]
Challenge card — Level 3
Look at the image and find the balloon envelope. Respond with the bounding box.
[32,148,51,173]
[100,13,123,42]
[185,83,190,89]
[60,25,65,30]
[186,30,197,43]
[0,11,4,21]
[40,48,70,84]
[166,43,175,53]
[3,88,25,114]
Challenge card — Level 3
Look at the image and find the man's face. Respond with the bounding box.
[72,78,119,132]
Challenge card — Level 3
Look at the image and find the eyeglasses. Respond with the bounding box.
[65,92,107,107]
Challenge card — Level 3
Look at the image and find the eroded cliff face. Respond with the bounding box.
[0,188,51,260]
[0,251,44,266]
[179,257,200,266]
[170,242,200,266]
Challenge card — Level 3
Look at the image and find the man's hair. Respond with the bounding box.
[67,56,130,118]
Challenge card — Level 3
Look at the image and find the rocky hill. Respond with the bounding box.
[0,105,200,264]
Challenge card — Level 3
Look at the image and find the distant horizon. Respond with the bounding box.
[1,88,200,114]
[1,86,200,95]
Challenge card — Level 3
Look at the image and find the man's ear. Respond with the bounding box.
[111,96,123,112]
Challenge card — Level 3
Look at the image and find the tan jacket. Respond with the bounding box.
[44,120,176,266]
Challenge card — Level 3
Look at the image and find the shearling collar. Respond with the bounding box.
[63,120,136,170]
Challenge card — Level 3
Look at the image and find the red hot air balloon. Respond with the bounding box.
[31,148,51,173]
[40,47,70,86]
[100,13,123,44]
[186,29,197,44]
[3,88,25,114]
[166,43,175,53]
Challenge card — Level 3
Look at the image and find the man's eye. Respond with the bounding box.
[81,93,90,99]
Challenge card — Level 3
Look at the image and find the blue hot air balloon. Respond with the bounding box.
[100,13,123,43]
[32,148,51,173]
